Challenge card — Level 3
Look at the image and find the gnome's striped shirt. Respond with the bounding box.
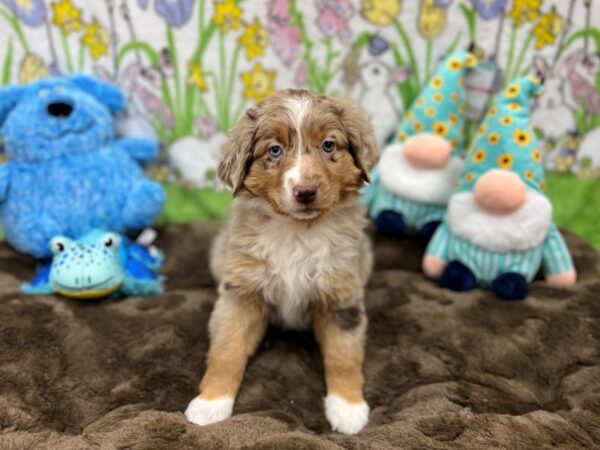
[426,222,574,286]
[362,167,446,230]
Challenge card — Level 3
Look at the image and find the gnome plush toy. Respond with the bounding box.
[423,75,577,300]
[362,49,478,242]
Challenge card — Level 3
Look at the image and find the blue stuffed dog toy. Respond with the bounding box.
[0,75,165,259]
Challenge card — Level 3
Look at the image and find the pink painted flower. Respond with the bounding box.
[267,0,290,23]
[295,61,308,86]
[195,115,218,137]
[269,22,301,65]
[315,0,353,41]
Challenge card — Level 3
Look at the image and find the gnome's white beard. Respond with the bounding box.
[379,144,463,204]
[447,190,552,252]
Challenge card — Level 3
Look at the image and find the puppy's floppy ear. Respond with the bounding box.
[68,75,126,113]
[0,85,25,128]
[218,105,259,195]
[332,97,379,183]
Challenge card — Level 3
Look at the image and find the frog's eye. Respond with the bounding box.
[50,237,68,254]
[102,234,120,249]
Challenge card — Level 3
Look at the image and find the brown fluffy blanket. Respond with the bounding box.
[1,223,599,450]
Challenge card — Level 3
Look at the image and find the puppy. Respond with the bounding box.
[185,89,379,434]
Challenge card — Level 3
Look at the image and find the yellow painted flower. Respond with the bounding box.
[472,149,486,164]
[412,120,424,132]
[533,7,563,49]
[498,153,514,170]
[241,63,276,102]
[532,148,541,162]
[524,169,535,181]
[448,113,458,125]
[447,58,462,72]
[508,103,521,111]
[239,18,268,60]
[505,83,520,98]
[433,93,443,103]
[405,110,415,120]
[487,105,498,116]
[398,131,409,141]
[433,121,448,137]
[361,0,402,26]
[466,53,477,68]
[213,0,242,34]
[513,129,531,147]
[415,96,426,106]
[465,172,475,182]
[431,75,443,90]
[80,19,109,60]
[51,0,82,34]
[477,123,487,137]
[450,91,459,103]
[18,53,48,83]
[188,63,208,92]
[425,106,436,117]
[488,132,501,145]
[539,180,546,190]
[508,0,541,27]
[449,138,457,149]
[418,0,446,39]
[459,103,467,113]
[500,116,513,126]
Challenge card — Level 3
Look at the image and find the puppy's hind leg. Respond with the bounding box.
[185,290,268,426]
[313,300,369,435]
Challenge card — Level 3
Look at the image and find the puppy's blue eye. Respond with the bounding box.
[268,145,283,157]
[322,140,335,153]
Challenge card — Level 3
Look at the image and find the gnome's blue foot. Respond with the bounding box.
[491,272,528,300]
[375,210,406,238]
[438,261,476,292]
[419,220,442,245]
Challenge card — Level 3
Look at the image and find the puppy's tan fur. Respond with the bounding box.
[187,89,379,433]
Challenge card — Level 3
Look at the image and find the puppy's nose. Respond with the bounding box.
[47,101,74,118]
[293,185,317,204]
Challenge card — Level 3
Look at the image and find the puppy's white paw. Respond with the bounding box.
[185,396,234,426]
[324,394,369,435]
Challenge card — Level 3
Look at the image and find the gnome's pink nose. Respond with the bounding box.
[403,133,451,169]
[473,169,527,215]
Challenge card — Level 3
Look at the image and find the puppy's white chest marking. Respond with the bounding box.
[254,220,333,329]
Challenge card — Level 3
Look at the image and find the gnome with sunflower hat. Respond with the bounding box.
[422,75,576,300]
[362,49,478,243]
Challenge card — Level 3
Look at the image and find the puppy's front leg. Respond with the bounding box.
[313,299,369,435]
[185,290,268,426]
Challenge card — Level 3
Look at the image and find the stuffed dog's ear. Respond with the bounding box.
[0,85,25,128]
[218,106,259,195]
[332,96,379,183]
[68,75,126,113]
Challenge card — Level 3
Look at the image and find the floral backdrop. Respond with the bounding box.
[1,0,599,245]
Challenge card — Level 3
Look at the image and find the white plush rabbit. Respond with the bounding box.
[531,56,576,144]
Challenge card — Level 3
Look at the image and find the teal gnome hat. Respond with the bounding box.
[396,49,478,154]
[459,74,545,193]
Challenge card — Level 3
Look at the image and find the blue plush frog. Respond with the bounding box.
[0,75,165,259]
[21,229,165,299]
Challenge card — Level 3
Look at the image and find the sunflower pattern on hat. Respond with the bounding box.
[396,49,478,154]
[459,74,545,193]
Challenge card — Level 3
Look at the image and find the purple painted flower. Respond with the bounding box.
[470,0,507,20]
[435,0,454,7]
[1,0,46,26]
[368,34,389,56]
[138,0,195,27]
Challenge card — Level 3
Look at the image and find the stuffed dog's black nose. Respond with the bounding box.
[293,186,317,204]
[47,102,74,118]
